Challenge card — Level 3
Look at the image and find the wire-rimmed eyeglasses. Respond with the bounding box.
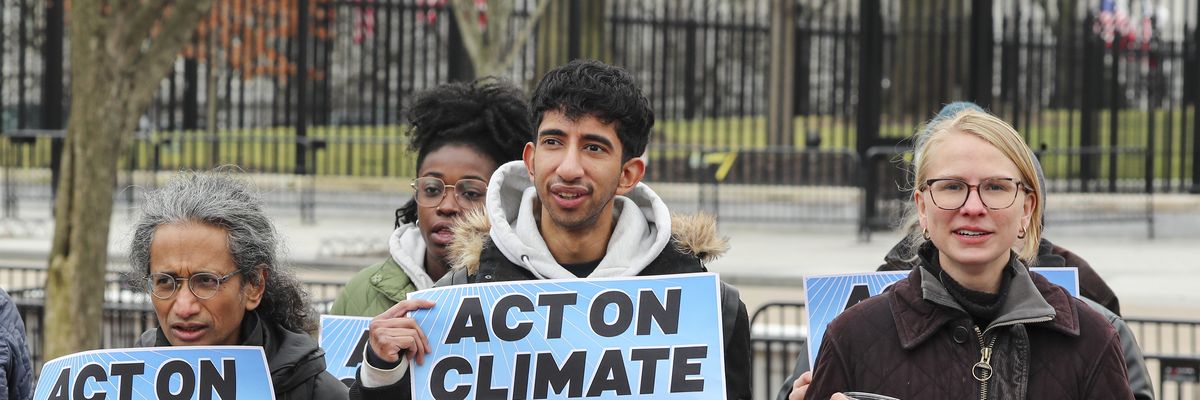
[410,177,488,208]
[146,271,240,300]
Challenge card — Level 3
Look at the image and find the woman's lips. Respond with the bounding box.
[429,223,455,246]
[952,228,993,244]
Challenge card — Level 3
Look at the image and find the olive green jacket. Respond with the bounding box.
[330,224,432,317]
[330,257,420,317]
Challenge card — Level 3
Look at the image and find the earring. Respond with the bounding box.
[1017,226,1027,239]
[922,227,930,240]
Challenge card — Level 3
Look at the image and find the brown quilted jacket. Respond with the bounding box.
[809,251,1133,400]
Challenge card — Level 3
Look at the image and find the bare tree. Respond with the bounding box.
[449,0,554,77]
[45,0,212,359]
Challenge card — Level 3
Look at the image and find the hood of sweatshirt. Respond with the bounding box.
[458,160,677,279]
[387,223,434,290]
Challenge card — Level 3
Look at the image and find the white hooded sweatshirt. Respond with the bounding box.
[485,160,675,278]
[385,223,436,290]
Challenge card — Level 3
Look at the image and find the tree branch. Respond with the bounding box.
[485,0,512,67]
[118,0,172,60]
[127,0,213,111]
[114,0,140,19]
[71,0,114,36]
[498,0,552,74]
[450,0,486,72]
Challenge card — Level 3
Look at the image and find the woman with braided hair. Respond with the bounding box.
[331,78,530,317]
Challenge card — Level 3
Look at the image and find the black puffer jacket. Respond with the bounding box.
[140,312,348,400]
[0,288,32,400]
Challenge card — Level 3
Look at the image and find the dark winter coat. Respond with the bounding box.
[807,247,1134,400]
[1034,239,1121,315]
[140,311,348,400]
[0,288,33,400]
[779,238,1151,400]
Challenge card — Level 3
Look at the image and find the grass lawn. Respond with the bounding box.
[2,107,1193,182]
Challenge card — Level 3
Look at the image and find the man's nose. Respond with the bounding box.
[171,284,202,319]
[556,147,585,181]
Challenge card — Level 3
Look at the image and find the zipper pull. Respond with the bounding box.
[973,342,994,382]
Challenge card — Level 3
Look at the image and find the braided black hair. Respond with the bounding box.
[395,78,531,227]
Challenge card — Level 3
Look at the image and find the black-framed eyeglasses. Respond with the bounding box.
[146,271,240,300]
[921,178,1028,210]
[410,177,487,208]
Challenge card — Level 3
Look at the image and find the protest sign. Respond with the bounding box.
[1026,267,1081,296]
[319,315,373,385]
[406,272,727,399]
[803,268,1079,368]
[34,346,274,400]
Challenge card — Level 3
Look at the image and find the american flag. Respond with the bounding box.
[1095,0,1155,51]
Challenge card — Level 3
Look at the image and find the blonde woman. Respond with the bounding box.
[806,109,1133,399]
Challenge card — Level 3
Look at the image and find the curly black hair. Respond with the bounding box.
[530,59,654,162]
[395,78,531,227]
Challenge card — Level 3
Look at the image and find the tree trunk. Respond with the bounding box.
[45,67,132,358]
[535,0,606,82]
[45,0,213,360]
[768,0,796,149]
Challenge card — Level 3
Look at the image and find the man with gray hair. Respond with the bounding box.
[130,171,347,399]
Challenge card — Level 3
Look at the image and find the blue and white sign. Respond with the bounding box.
[407,273,727,399]
[319,315,373,385]
[804,268,1079,368]
[34,346,274,400]
[1026,267,1081,297]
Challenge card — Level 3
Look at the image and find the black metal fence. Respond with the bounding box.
[2,264,348,378]
[749,301,1200,400]
[749,301,809,400]
[1,130,867,225]
[3,0,1199,228]
[859,144,1159,238]
[1128,316,1200,400]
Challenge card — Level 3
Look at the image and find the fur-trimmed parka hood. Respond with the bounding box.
[448,161,728,276]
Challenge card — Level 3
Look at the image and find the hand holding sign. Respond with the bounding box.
[369,299,436,365]
[788,370,813,400]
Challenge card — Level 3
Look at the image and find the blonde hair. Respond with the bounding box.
[902,109,1043,263]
